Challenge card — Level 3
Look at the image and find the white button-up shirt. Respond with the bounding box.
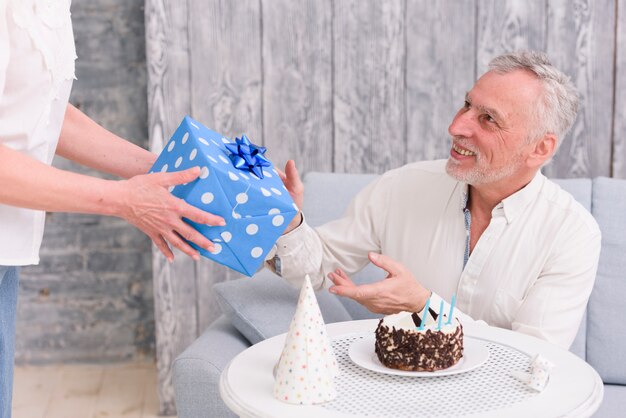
[270,160,601,348]
[0,0,76,265]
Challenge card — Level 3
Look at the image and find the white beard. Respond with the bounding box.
[445,152,525,185]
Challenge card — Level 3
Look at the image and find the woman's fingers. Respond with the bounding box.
[151,234,174,262]
[178,198,225,226]
[155,166,202,187]
[165,230,201,261]
[175,221,214,252]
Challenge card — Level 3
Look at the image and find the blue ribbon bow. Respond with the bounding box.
[225,135,271,179]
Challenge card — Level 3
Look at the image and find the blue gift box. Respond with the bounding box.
[150,116,298,276]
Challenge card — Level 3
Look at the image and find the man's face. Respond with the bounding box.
[446,69,543,185]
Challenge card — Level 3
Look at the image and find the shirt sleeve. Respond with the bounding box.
[0,2,9,98]
[511,219,601,349]
[266,174,393,290]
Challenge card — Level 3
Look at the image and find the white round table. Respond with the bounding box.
[220,319,603,417]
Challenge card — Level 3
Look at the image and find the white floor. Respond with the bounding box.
[12,362,173,418]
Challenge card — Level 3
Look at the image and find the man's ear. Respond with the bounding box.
[527,134,557,167]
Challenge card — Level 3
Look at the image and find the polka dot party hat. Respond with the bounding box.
[149,116,298,276]
[273,275,339,405]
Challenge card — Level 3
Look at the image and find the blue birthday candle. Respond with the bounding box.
[418,297,431,330]
[437,300,444,330]
[447,294,457,325]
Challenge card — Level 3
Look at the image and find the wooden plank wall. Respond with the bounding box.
[145,0,624,413]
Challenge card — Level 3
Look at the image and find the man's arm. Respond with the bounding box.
[56,104,156,178]
[271,163,393,289]
[511,220,601,349]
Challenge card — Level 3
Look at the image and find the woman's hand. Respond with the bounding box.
[116,166,225,262]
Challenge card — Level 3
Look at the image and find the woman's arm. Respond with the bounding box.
[56,104,156,178]
[0,144,224,261]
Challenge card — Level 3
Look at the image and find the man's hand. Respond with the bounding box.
[277,160,303,234]
[116,166,225,262]
[328,252,431,315]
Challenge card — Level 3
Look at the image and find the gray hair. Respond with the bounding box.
[488,51,578,151]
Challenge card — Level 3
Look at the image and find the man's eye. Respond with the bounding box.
[463,100,471,109]
[483,114,496,123]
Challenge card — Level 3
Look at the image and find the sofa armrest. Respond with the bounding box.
[173,315,251,418]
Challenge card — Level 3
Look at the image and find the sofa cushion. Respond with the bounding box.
[587,177,626,385]
[552,178,592,360]
[214,269,352,344]
[593,384,626,417]
[173,316,247,418]
[302,172,379,227]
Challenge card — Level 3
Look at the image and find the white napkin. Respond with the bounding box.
[511,353,555,392]
[273,275,339,404]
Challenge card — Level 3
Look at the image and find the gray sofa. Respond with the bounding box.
[173,172,626,418]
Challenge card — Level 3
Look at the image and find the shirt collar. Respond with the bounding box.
[500,171,545,223]
[459,171,545,223]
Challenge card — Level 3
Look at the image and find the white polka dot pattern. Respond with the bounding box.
[236,193,248,204]
[151,116,299,276]
[320,335,537,417]
[201,192,214,204]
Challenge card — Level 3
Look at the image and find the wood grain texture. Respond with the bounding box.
[145,0,193,414]
[333,0,406,173]
[187,0,263,342]
[189,0,262,140]
[144,1,626,415]
[615,0,626,178]
[405,0,477,162]
[45,366,104,418]
[476,0,547,75]
[262,0,333,173]
[12,366,61,418]
[544,0,615,178]
[93,368,146,418]
[13,363,163,418]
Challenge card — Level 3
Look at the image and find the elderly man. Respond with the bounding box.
[269,50,601,349]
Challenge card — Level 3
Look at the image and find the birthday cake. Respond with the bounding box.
[375,306,463,372]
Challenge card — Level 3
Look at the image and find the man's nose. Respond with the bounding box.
[448,110,474,138]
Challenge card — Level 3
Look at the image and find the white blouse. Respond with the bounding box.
[0,0,76,265]
[270,160,601,349]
